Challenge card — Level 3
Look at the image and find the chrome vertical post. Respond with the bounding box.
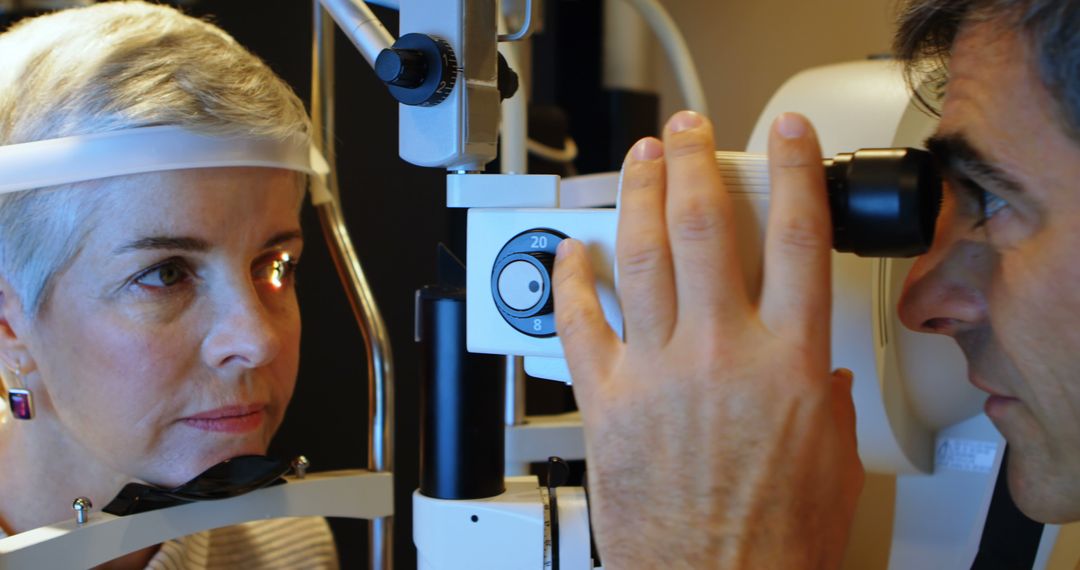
[312,4,395,569]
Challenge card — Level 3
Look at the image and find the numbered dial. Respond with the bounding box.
[491,229,567,338]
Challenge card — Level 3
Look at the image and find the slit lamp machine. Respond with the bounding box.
[0,0,1071,568]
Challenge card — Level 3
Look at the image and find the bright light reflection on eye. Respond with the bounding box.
[269,253,291,290]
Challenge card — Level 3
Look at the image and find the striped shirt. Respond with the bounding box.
[1,517,339,569]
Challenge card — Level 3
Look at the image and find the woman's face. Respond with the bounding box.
[17,167,303,488]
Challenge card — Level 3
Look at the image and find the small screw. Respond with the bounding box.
[291,455,310,479]
[72,497,92,525]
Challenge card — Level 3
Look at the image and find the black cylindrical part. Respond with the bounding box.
[375,48,428,88]
[416,285,505,500]
[825,148,942,258]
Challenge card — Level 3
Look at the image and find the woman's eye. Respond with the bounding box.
[257,253,299,290]
[134,260,191,289]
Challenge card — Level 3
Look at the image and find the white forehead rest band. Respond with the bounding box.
[0,125,333,204]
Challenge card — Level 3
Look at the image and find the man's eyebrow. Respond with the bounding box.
[924,134,1024,194]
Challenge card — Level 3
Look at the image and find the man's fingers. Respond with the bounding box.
[831,368,863,493]
[760,113,832,339]
[617,137,676,347]
[553,238,621,400]
[663,111,750,327]
[831,368,858,437]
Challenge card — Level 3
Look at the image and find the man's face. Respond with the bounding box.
[898,20,1080,523]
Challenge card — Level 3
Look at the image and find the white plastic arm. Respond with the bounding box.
[0,470,393,570]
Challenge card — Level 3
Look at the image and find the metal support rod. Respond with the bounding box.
[503,356,531,476]
[312,4,395,569]
[499,22,530,474]
[497,0,535,42]
[504,356,526,428]
[318,0,395,67]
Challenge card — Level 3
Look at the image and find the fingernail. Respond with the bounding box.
[557,238,576,257]
[833,368,854,383]
[632,137,663,161]
[775,113,808,139]
[668,110,703,133]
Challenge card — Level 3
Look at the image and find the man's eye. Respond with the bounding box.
[952,178,1010,227]
[981,190,1009,221]
[134,260,191,289]
[971,188,1011,228]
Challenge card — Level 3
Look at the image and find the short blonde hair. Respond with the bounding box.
[0,0,311,317]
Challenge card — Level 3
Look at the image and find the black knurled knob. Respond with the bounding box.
[497,52,519,101]
[378,33,458,107]
[375,48,428,88]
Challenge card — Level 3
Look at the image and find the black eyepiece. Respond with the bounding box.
[825,148,942,258]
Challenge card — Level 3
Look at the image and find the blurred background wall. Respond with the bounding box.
[645,0,897,149]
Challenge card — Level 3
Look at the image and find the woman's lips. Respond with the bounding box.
[181,405,266,433]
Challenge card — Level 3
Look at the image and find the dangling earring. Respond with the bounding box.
[7,366,34,421]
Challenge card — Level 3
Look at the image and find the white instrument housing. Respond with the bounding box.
[465,59,983,474]
[465,59,1067,569]
[414,477,592,570]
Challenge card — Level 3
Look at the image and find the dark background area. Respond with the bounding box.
[1,1,657,567]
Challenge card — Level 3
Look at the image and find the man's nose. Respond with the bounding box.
[897,207,994,337]
[202,283,284,370]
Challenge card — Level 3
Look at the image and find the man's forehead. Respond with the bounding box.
[934,16,1080,208]
[949,19,1023,74]
[943,20,1040,119]
[936,19,1062,166]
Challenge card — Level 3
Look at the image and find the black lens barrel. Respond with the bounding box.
[825,148,942,258]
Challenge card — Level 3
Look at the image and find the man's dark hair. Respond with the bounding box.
[894,0,1080,138]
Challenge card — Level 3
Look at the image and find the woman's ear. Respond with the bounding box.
[0,277,37,375]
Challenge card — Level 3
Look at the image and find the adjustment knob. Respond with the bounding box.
[495,252,554,315]
[375,48,427,88]
[376,33,458,107]
[491,229,567,337]
[497,52,519,101]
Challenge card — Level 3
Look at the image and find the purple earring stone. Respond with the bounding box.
[8,389,33,420]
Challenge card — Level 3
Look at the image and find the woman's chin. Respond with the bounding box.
[146,440,271,488]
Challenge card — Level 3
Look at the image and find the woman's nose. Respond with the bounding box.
[898,209,994,337]
[202,284,284,370]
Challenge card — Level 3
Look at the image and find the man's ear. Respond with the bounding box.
[0,276,37,375]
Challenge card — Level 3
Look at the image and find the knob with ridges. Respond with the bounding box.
[377,33,457,107]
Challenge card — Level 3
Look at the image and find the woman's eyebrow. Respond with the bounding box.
[113,236,211,255]
[924,134,1024,194]
[112,230,302,255]
[263,229,302,249]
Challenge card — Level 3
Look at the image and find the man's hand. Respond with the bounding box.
[553,111,863,569]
